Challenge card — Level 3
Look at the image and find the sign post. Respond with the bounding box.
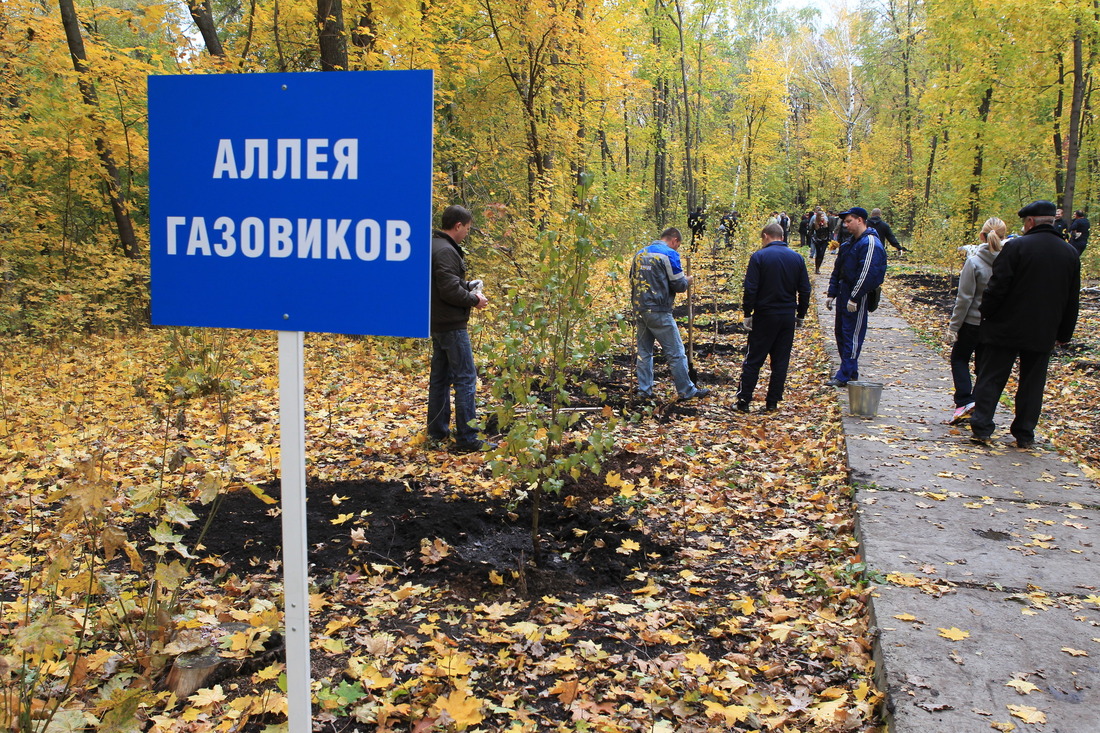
[278,330,310,731]
[149,71,434,730]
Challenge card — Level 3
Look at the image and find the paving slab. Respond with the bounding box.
[843,416,967,442]
[869,585,1100,733]
[857,487,1100,592]
[813,272,1100,731]
[849,437,1100,504]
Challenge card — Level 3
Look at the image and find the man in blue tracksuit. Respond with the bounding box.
[826,207,887,386]
[735,221,811,413]
[631,227,710,401]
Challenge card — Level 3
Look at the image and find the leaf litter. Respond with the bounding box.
[0,253,895,731]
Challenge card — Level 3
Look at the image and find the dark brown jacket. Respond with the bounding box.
[430,231,479,332]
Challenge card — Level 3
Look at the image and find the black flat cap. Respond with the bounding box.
[1017,200,1057,218]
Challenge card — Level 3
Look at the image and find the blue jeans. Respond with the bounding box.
[427,328,478,444]
[636,311,697,398]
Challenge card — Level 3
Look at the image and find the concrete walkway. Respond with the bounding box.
[814,273,1100,732]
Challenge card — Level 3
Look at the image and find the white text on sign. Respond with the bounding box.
[213,139,358,180]
[164,216,412,261]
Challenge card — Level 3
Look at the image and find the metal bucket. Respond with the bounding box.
[847,381,884,417]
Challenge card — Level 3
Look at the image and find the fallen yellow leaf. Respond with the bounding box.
[1006,704,1046,724]
[1005,679,1039,694]
[938,627,970,641]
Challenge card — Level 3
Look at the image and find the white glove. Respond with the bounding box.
[826,298,835,310]
[468,279,484,293]
[847,300,858,313]
[743,316,753,331]
[946,329,958,344]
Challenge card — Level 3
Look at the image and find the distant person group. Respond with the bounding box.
[633,204,889,411]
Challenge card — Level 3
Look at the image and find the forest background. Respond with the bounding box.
[2,0,1099,337]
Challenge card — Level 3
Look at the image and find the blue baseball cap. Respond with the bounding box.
[837,207,869,220]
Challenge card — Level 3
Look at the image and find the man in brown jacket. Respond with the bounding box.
[427,205,491,452]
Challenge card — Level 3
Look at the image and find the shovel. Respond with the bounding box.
[685,250,698,383]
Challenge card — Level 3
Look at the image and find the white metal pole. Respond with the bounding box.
[278,330,311,731]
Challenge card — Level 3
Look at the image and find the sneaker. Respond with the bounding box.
[765,402,779,412]
[735,401,750,413]
[951,402,975,424]
[970,434,994,446]
[681,387,712,401]
[825,378,847,387]
[634,390,656,401]
[451,440,496,454]
[1015,439,1035,449]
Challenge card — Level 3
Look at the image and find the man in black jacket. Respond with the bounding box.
[1068,210,1090,255]
[735,222,811,412]
[970,200,1081,449]
[868,208,907,254]
[427,205,492,453]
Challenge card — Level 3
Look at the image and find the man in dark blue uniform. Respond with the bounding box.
[825,207,887,386]
[735,222,811,412]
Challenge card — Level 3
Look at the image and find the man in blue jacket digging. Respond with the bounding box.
[825,207,887,387]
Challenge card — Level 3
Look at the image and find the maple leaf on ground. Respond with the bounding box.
[1061,647,1088,656]
[420,537,451,565]
[548,678,580,705]
[1006,704,1046,724]
[617,539,640,554]
[703,700,752,725]
[189,684,226,708]
[1005,679,1040,694]
[938,627,970,641]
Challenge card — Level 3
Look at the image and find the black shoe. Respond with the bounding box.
[635,390,656,401]
[735,401,750,413]
[681,387,712,401]
[825,378,847,387]
[970,434,994,446]
[1016,439,1035,449]
[451,440,496,454]
[765,402,778,412]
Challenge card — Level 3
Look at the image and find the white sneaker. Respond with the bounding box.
[951,402,975,424]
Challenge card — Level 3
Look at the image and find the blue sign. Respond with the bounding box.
[148,71,433,337]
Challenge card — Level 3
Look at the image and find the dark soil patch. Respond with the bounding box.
[892,269,1095,359]
[889,271,956,312]
[184,451,671,599]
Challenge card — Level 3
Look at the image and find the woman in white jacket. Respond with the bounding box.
[947,217,1006,423]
